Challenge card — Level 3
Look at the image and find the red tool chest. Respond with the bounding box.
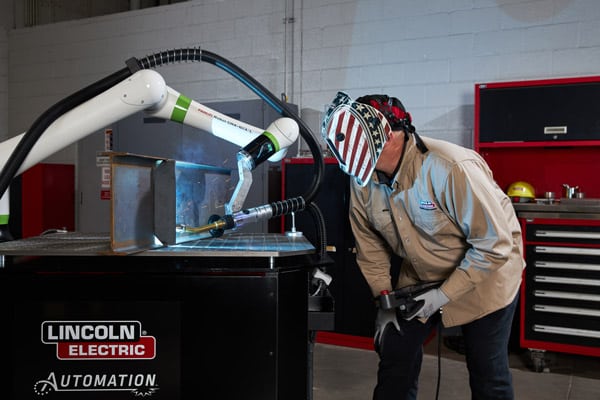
[475,76,600,366]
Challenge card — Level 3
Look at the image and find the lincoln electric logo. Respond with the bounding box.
[42,320,156,360]
[35,321,159,397]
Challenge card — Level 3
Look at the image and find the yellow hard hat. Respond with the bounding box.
[507,181,536,202]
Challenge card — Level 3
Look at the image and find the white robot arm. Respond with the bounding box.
[0,70,168,177]
[0,69,299,231]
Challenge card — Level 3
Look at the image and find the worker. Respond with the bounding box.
[321,92,525,400]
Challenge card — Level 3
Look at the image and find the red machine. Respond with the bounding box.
[20,163,74,238]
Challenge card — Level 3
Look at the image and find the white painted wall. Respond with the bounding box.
[4,0,600,162]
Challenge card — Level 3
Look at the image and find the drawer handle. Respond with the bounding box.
[534,261,600,272]
[535,230,600,240]
[533,325,600,339]
[544,126,567,135]
[534,304,600,317]
[535,246,600,256]
[534,290,600,302]
[534,275,600,286]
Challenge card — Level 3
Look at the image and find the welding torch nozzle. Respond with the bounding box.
[184,215,235,234]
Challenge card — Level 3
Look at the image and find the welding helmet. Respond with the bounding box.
[322,92,411,186]
[507,181,536,202]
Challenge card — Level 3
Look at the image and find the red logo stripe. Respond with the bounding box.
[56,336,156,360]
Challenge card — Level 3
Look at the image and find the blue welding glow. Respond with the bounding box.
[174,161,231,229]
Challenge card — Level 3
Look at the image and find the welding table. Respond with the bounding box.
[0,232,316,400]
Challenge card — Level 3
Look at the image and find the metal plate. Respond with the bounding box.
[0,232,112,256]
[146,233,315,257]
[111,156,158,253]
[0,232,315,258]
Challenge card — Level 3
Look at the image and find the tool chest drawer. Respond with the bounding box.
[521,218,600,357]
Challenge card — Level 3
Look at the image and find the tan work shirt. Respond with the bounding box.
[349,134,525,327]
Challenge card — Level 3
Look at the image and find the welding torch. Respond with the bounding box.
[184,196,306,237]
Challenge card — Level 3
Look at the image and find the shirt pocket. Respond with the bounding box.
[367,190,395,232]
[370,207,393,231]
[413,208,450,235]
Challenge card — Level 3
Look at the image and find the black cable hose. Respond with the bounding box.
[436,322,442,400]
[0,67,134,200]
[306,202,328,258]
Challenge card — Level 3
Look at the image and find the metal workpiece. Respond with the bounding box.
[110,154,160,253]
[104,152,232,253]
[155,158,230,243]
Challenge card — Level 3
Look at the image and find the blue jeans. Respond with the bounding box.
[373,294,518,400]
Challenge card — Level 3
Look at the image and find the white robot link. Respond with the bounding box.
[0,69,299,237]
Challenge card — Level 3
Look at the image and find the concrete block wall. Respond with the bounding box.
[3,0,600,162]
[300,0,600,147]
[0,1,10,140]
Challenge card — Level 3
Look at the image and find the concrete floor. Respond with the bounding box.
[311,337,600,400]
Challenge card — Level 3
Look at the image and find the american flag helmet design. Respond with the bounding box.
[322,92,392,186]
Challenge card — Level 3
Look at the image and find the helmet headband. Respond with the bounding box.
[356,94,413,132]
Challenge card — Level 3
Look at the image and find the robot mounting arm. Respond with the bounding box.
[0,69,299,233]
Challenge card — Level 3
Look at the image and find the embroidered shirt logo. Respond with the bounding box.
[419,200,437,210]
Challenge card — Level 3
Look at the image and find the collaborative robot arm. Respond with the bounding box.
[0,69,299,231]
